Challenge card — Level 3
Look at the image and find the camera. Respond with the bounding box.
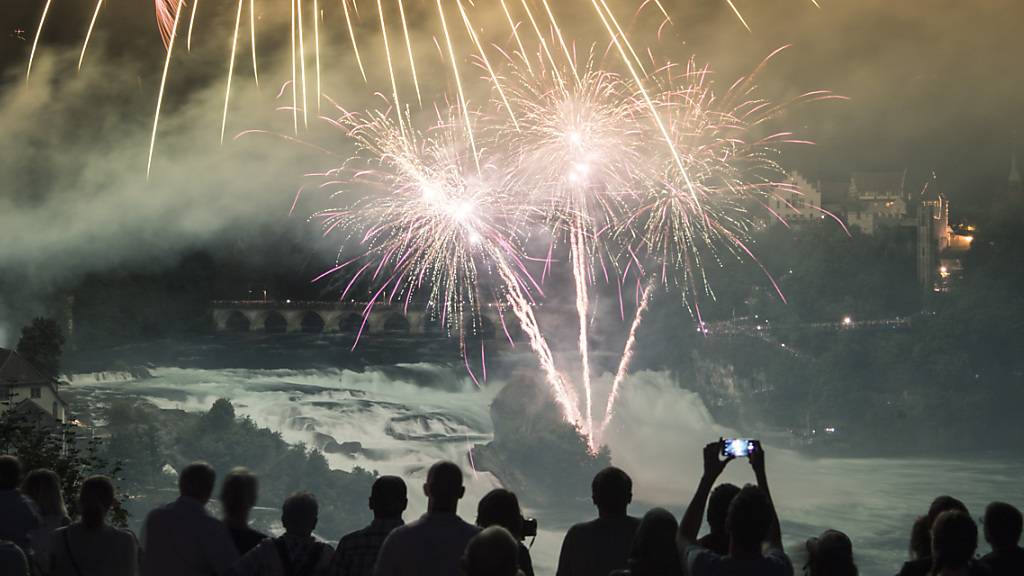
[720,438,760,458]
[521,517,538,539]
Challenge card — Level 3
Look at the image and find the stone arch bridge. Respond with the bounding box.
[210,300,508,338]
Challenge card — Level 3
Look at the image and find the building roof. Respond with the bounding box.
[818,180,850,205]
[851,171,906,197]
[0,348,53,388]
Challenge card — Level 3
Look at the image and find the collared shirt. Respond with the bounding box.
[230,534,334,576]
[141,496,239,576]
[49,523,139,576]
[555,516,641,576]
[0,490,41,554]
[373,512,480,576]
[331,518,404,576]
[683,544,793,576]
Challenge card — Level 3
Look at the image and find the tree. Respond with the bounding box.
[17,317,65,378]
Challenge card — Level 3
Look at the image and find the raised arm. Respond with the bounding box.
[749,445,782,549]
[678,442,732,547]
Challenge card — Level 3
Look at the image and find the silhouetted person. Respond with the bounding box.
[555,466,641,576]
[221,468,267,556]
[374,461,480,576]
[696,483,740,556]
[23,468,70,575]
[0,455,41,556]
[678,442,791,576]
[462,526,522,576]
[610,508,682,576]
[49,475,139,576]
[0,539,29,576]
[230,492,333,576]
[897,496,970,576]
[979,502,1024,576]
[930,510,989,576]
[332,476,407,576]
[142,461,239,576]
[805,529,857,576]
[476,489,534,576]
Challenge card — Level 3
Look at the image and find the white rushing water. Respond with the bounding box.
[71,365,1024,576]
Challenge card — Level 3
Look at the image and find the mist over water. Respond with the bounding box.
[69,363,1024,576]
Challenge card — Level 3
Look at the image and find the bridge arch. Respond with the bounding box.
[225,310,251,332]
[339,313,365,334]
[264,311,288,333]
[300,311,325,333]
[382,313,411,334]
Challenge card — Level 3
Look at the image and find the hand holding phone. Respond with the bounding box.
[720,438,761,458]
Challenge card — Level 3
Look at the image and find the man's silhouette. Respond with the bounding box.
[332,476,407,576]
[142,462,239,576]
[220,468,267,556]
[373,461,479,576]
[696,483,740,556]
[230,492,334,576]
[678,442,792,576]
[555,466,641,576]
[897,496,970,576]
[462,526,522,576]
[0,455,41,556]
[980,502,1024,576]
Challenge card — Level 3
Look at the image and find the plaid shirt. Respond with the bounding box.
[331,518,404,576]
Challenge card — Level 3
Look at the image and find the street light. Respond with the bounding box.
[842,316,853,326]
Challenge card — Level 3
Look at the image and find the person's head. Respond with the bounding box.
[370,475,407,519]
[983,502,1023,551]
[628,507,681,576]
[79,476,115,530]
[910,516,932,560]
[707,483,741,534]
[805,529,857,576]
[0,455,22,490]
[591,467,632,517]
[726,485,772,552]
[462,526,521,576]
[22,468,67,519]
[477,489,524,538]
[281,492,319,537]
[927,496,968,527]
[931,510,977,573]
[220,467,259,524]
[424,461,465,513]
[179,462,217,503]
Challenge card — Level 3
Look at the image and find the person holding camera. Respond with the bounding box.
[677,441,792,576]
[476,489,535,576]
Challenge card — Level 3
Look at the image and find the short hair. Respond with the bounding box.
[0,455,22,490]
[220,468,259,517]
[931,511,977,570]
[370,476,407,515]
[592,467,632,511]
[806,529,857,576]
[927,496,968,526]
[707,483,741,532]
[477,489,523,535]
[426,461,464,501]
[179,462,216,502]
[463,526,520,576]
[725,485,772,549]
[80,476,115,513]
[629,508,679,574]
[282,492,319,535]
[984,502,1023,549]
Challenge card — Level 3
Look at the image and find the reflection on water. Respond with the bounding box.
[69,365,1023,576]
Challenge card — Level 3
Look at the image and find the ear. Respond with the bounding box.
[400,498,409,511]
[423,483,430,498]
[626,491,633,505]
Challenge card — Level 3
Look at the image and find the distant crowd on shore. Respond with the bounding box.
[1,441,1021,576]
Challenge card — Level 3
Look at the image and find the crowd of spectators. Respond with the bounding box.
[1,442,1021,576]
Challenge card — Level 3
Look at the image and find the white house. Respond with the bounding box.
[0,348,68,424]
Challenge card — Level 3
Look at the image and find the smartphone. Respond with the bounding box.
[721,438,760,458]
[522,517,538,539]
